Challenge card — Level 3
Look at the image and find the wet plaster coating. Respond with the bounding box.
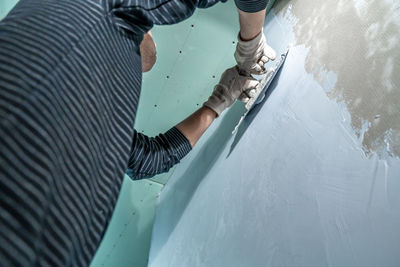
[274,0,400,158]
[149,1,400,266]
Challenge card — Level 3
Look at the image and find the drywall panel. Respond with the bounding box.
[135,1,241,184]
[0,0,18,20]
[90,178,163,267]
[149,1,400,266]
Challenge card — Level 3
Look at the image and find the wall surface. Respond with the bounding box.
[149,0,400,266]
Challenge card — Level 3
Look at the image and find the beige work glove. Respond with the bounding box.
[204,66,259,116]
[234,30,276,75]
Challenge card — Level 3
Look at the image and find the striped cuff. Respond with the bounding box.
[164,127,192,160]
[234,0,269,13]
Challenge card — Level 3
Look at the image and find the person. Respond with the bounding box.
[0,0,275,266]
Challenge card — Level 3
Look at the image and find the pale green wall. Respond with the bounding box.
[0,0,18,19]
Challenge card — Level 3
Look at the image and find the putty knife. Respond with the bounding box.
[233,49,289,134]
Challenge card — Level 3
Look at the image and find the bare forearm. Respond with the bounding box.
[177,8,269,146]
[176,106,217,147]
[237,8,266,41]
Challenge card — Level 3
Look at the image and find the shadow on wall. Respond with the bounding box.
[150,102,245,260]
[274,0,400,158]
[228,59,285,156]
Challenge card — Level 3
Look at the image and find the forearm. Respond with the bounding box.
[127,107,216,180]
[237,8,266,41]
[127,128,192,180]
[176,106,217,147]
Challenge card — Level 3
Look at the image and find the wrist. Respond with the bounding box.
[201,105,218,118]
[237,30,263,50]
[203,101,223,118]
[239,30,262,41]
[237,8,266,41]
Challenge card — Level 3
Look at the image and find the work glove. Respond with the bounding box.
[204,66,259,116]
[238,66,275,103]
[234,30,276,75]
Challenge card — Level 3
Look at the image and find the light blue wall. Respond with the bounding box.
[149,0,400,266]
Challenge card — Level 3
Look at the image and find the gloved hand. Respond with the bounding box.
[203,66,259,116]
[234,30,276,75]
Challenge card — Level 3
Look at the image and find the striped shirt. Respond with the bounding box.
[0,0,268,266]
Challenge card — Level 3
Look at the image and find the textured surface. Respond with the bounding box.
[274,0,400,158]
[149,1,400,266]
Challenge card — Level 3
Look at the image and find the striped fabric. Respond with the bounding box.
[127,127,192,179]
[0,0,266,266]
[235,0,269,13]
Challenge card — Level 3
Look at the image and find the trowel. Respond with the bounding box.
[233,49,289,134]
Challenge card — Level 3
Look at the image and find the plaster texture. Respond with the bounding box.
[149,1,400,266]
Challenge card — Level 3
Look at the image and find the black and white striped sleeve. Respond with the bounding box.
[126,127,192,179]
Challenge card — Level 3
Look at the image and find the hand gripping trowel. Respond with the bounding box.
[233,49,289,134]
